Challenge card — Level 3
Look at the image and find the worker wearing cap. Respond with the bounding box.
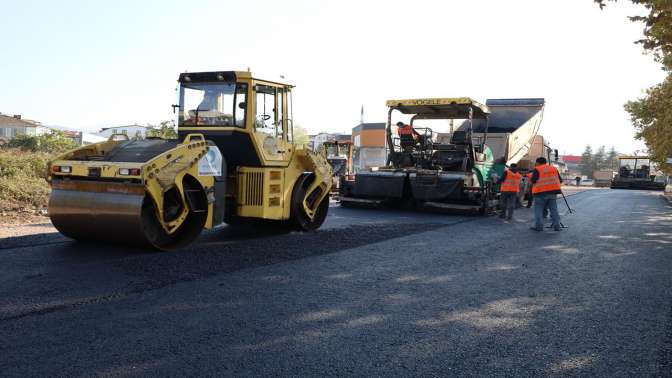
[530,157,562,231]
[397,121,420,139]
[498,163,522,220]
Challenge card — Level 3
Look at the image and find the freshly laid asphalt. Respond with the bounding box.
[1,189,671,377]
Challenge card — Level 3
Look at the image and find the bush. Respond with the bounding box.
[0,149,52,212]
[8,131,78,153]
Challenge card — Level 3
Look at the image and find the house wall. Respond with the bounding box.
[98,126,148,139]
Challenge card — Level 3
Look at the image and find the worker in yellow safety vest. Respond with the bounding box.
[530,157,563,231]
[498,163,522,220]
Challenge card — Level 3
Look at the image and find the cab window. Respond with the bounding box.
[255,85,277,135]
[179,82,247,127]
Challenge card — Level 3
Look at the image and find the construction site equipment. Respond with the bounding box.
[471,99,546,169]
[48,71,332,250]
[322,140,353,195]
[611,156,665,190]
[561,191,574,213]
[473,99,546,204]
[593,170,614,187]
[340,98,496,213]
[339,97,544,213]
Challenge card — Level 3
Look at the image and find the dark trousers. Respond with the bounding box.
[500,192,517,219]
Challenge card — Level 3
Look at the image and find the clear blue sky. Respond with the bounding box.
[0,0,665,155]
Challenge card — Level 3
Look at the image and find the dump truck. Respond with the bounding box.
[47,71,332,250]
[470,99,546,169]
[339,97,545,213]
[611,156,665,190]
[471,99,546,203]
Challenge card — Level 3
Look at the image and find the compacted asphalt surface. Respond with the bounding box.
[1,189,671,377]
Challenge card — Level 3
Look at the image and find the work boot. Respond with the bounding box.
[529,227,543,232]
[553,225,561,231]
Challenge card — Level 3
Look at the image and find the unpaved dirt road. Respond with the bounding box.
[1,189,671,376]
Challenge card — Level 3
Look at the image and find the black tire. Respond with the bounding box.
[291,174,329,231]
[140,177,207,250]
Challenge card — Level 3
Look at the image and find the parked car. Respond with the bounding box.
[579,179,594,186]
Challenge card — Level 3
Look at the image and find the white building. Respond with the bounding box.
[82,132,107,144]
[0,113,50,141]
[312,132,351,152]
[97,124,150,139]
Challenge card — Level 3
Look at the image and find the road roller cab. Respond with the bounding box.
[48,71,332,250]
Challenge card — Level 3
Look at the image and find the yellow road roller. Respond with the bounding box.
[47,71,332,250]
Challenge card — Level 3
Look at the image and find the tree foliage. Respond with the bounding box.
[606,146,619,169]
[293,125,309,145]
[6,131,78,153]
[146,120,178,139]
[579,145,620,177]
[580,145,594,177]
[595,0,672,171]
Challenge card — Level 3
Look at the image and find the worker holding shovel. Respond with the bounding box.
[529,157,563,231]
[498,163,522,220]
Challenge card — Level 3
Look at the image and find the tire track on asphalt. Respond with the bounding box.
[0,218,484,322]
[0,191,595,321]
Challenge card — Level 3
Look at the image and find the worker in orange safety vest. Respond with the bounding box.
[396,122,420,138]
[497,163,522,220]
[530,157,563,231]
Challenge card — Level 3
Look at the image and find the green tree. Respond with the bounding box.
[594,145,607,170]
[580,145,594,177]
[606,146,619,170]
[595,1,672,172]
[146,120,178,139]
[6,131,78,153]
[624,76,672,171]
[293,125,309,145]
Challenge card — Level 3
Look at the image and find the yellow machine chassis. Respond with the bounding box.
[47,70,333,250]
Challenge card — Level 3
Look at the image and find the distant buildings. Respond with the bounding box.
[98,124,151,139]
[352,122,387,171]
[561,155,582,177]
[311,132,351,152]
[0,113,50,142]
[0,112,152,146]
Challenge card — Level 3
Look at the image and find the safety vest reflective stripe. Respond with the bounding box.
[532,164,561,194]
[500,170,522,193]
